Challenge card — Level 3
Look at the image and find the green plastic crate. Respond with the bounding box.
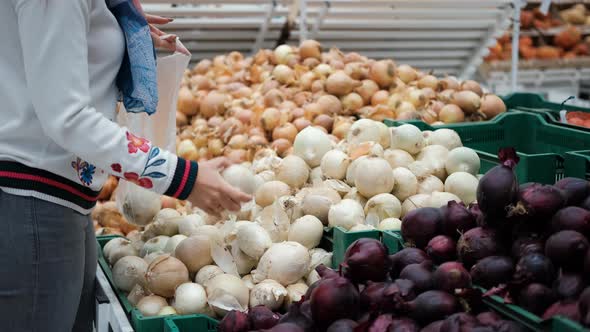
[163,315,218,332]
[503,92,590,132]
[96,235,221,332]
[322,227,381,267]
[380,232,588,331]
[385,112,590,184]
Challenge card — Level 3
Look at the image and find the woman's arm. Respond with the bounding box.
[12,0,249,214]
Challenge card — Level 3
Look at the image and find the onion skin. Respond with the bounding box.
[545,230,589,272]
[510,183,565,221]
[470,256,514,289]
[476,148,519,222]
[555,177,590,206]
[342,238,390,283]
[401,207,443,249]
[432,262,471,293]
[248,305,281,330]
[511,235,545,261]
[542,301,581,321]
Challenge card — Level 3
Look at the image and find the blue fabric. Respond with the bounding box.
[107,0,158,115]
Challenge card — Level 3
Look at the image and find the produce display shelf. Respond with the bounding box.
[384,111,590,184]
[142,0,512,77]
[504,92,590,131]
[380,231,589,332]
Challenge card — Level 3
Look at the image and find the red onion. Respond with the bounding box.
[342,238,390,283]
[551,207,590,236]
[555,177,590,206]
[384,279,417,309]
[360,279,416,314]
[433,262,471,293]
[427,235,457,264]
[219,310,250,332]
[585,250,590,280]
[511,235,545,261]
[367,314,394,331]
[470,256,514,289]
[440,313,478,332]
[279,300,313,332]
[581,196,590,211]
[514,253,556,286]
[403,290,460,325]
[401,207,443,249]
[545,230,589,272]
[360,282,389,313]
[389,317,420,332]
[268,323,305,332]
[578,287,590,326]
[510,183,565,220]
[457,227,504,268]
[554,273,586,300]
[440,201,476,239]
[316,264,339,279]
[400,262,434,293]
[542,300,580,321]
[249,305,281,330]
[476,311,501,326]
[421,320,444,332]
[476,148,519,220]
[389,248,430,278]
[310,276,360,329]
[468,202,485,227]
[518,283,557,316]
[327,319,357,332]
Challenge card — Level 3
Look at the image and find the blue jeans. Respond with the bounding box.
[0,190,96,331]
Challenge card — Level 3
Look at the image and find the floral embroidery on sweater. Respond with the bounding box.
[126,131,150,154]
[113,146,167,189]
[71,158,96,186]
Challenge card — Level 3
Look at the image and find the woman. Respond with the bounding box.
[0,1,251,331]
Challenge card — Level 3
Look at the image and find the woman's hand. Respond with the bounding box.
[187,157,252,216]
[132,0,190,55]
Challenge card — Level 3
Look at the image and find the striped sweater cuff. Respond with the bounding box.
[164,158,198,200]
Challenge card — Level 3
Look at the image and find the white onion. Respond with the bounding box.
[364,193,402,226]
[256,201,290,242]
[401,194,430,217]
[242,274,255,290]
[426,191,462,208]
[383,149,414,169]
[408,161,434,180]
[293,126,333,168]
[418,175,444,195]
[328,199,365,230]
[141,236,170,257]
[288,215,324,249]
[310,167,325,183]
[444,172,478,204]
[206,274,250,315]
[345,156,367,186]
[104,238,138,266]
[250,279,288,310]
[417,145,450,180]
[141,208,180,241]
[284,283,309,308]
[174,282,208,315]
[429,129,462,150]
[237,223,272,259]
[350,224,376,231]
[320,149,351,180]
[174,235,213,274]
[306,269,321,286]
[118,185,162,226]
[112,256,148,292]
[252,242,311,286]
[391,167,418,201]
[354,157,394,198]
[346,119,382,148]
[177,214,206,236]
[274,44,294,65]
[376,121,391,149]
[445,147,480,175]
[158,306,177,316]
[222,164,258,195]
[144,252,165,265]
[255,181,292,207]
[301,187,341,225]
[137,295,168,317]
[127,284,148,306]
[195,265,224,286]
[390,124,424,154]
[309,248,333,270]
[378,218,402,231]
[163,234,188,253]
[275,155,310,189]
[343,188,368,207]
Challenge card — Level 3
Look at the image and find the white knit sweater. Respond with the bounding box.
[0,0,197,214]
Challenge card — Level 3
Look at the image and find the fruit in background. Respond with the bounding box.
[536,46,561,60]
[554,26,582,50]
[574,43,589,56]
[560,4,586,25]
[521,10,534,29]
[520,47,537,60]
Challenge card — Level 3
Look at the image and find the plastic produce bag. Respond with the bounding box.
[116,41,191,226]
